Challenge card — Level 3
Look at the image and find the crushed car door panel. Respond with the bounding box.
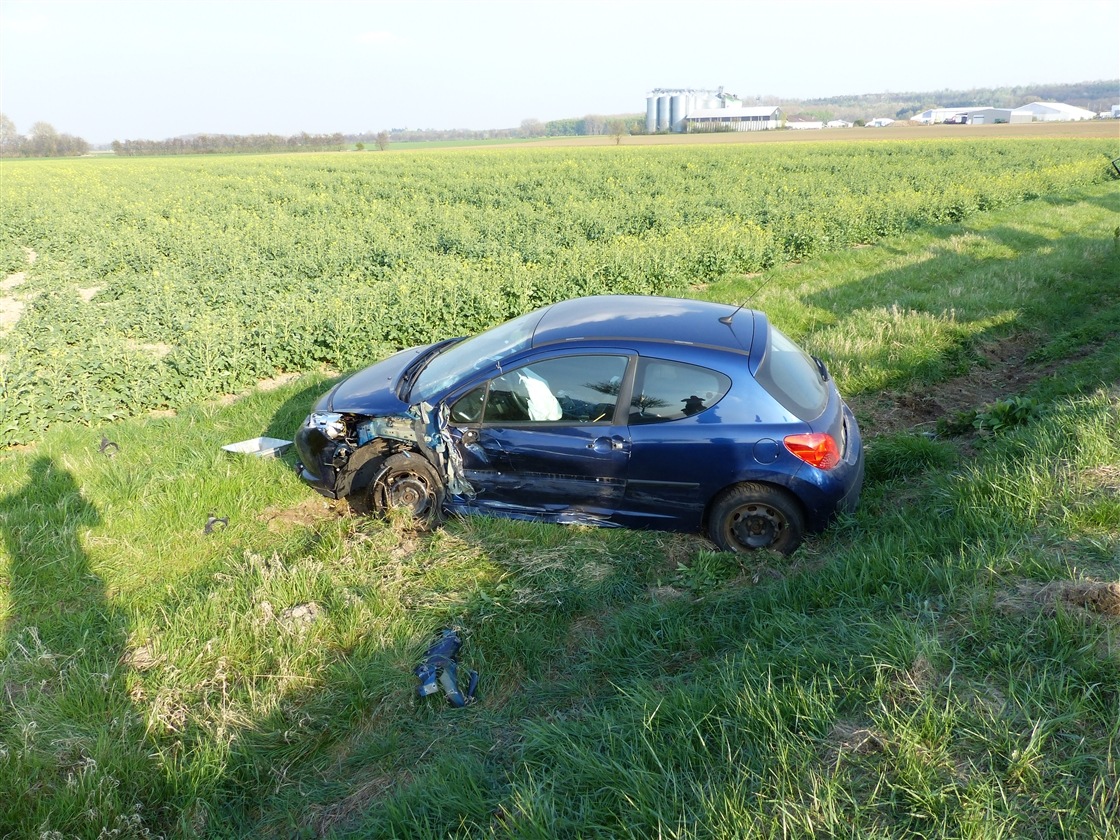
[446,354,632,518]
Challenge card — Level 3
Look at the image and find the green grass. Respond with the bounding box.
[1,184,1118,838]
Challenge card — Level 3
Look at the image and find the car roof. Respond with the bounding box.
[530,295,757,353]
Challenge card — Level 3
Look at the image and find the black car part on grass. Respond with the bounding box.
[415,628,478,708]
[204,513,229,534]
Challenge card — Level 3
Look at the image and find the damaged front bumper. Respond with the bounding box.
[294,402,472,506]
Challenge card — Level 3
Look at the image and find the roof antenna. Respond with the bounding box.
[718,274,771,325]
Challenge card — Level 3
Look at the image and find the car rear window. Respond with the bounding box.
[753,325,828,420]
[629,359,731,424]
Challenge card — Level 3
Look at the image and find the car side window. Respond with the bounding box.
[629,359,731,424]
[452,355,628,424]
[449,386,485,423]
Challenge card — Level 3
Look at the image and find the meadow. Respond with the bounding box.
[0,137,1118,838]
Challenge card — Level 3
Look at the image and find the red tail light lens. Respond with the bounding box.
[784,433,841,470]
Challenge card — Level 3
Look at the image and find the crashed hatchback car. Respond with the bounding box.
[295,295,863,554]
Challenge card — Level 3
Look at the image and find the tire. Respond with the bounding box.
[365,451,445,525]
[708,483,805,555]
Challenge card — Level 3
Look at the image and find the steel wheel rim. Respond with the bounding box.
[384,473,432,516]
[729,502,786,549]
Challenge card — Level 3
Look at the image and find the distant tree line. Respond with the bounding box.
[0,115,89,158]
[110,132,347,156]
[361,113,643,145]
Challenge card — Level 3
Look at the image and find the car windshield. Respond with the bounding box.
[409,308,544,402]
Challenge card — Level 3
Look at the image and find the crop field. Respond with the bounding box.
[1,136,1118,838]
[0,136,1115,445]
[534,119,1120,147]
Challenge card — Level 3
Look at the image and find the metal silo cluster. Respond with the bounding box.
[645,88,736,133]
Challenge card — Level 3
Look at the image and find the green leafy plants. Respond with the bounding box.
[973,395,1043,434]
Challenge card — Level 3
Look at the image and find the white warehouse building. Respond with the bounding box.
[1010,101,1097,122]
[685,105,783,132]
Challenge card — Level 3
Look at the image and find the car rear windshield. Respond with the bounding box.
[753,325,828,420]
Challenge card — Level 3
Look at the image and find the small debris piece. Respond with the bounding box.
[204,513,229,534]
[99,436,120,457]
[415,628,478,708]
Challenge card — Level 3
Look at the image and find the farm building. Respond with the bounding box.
[866,118,895,128]
[910,107,1012,125]
[1010,102,1096,122]
[787,117,824,130]
[645,88,742,132]
[826,119,853,128]
[684,105,783,132]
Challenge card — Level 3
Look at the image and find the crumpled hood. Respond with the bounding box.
[320,345,431,415]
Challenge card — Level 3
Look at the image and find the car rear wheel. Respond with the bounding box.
[367,452,445,525]
[708,483,805,555]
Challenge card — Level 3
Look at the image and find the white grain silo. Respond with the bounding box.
[670,94,687,132]
[657,94,671,131]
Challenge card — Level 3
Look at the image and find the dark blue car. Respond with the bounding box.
[295,295,863,554]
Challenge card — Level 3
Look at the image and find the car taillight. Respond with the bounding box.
[784,433,840,470]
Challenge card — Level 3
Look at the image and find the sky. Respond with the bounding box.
[1,0,1118,144]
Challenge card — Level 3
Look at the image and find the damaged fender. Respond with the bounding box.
[338,402,474,510]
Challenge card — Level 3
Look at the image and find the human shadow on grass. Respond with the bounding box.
[0,457,163,837]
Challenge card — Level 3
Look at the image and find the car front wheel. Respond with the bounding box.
[367,451,445,525]
[708,483,805,555]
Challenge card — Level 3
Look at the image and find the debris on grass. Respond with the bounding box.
[415,628,478,708]
[204,513,229,534]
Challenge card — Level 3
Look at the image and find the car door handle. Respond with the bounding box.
[588,435,628,453]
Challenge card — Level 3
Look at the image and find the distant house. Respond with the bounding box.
[866,117,895,128]
[685,106,782,132]
[786,117,824,130]
[1010,102,1096,122]
[826,119,852,129]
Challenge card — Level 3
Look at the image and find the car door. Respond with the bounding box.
[446,353,632,520]
[618,356,737,529]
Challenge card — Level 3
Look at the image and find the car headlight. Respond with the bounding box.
[306,411,346,440]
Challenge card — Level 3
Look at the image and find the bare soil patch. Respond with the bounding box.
[0,295,24,334]
[260,497,349,531]
[0,248,38,335]
[0,272,28,334]
[125,339,173,359]
[851,335,1053,436]
[998,580,1120,618]
[308,772,411,836]
[822,720,889,768]
[256,371,302,391]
